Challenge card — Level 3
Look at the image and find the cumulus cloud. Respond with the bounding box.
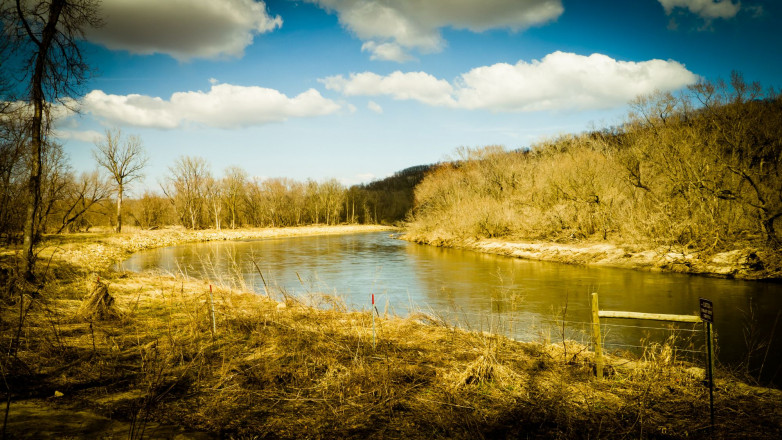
[455,52,699,111]
[309,0,563,61]
[321,71,455,107]
[658,0,741,20]
[322,52,698,112]
[82,83,341,129]
[85,0,282,60]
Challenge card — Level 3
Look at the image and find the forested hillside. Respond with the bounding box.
[347,164,433,225]
[408,75,782,254]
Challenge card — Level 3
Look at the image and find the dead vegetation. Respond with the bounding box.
[407,77,782,280]
[1,229,781,439]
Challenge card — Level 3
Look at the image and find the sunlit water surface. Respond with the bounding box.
[117,231,782,385]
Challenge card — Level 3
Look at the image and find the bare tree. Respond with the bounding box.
[320,178,345,225]
[129,190,172,230]
[93,128,148,232]
[55,170,110,233]
[204,176,222,230]
[221,166,247,229]
[3,0,102,280]
[162,156,210,229]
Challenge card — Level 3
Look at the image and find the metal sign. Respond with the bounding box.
[699,298,713,323]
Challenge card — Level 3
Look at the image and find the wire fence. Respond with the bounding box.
[410,307,710,366]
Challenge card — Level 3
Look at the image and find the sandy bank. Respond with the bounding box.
[402,233,782,280]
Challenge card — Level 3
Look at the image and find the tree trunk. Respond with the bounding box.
[21,99,43,281]
[22,0,66,281]
[116,184,123,233]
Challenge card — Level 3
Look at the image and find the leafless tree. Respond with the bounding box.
[204,176,222,230]
[55,170,111,233]
[129,191,172,230]
[2,0,102,280]
[162,156,210,229]
[221,166,247,229]
[93,128,148,232]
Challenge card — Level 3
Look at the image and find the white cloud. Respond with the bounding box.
[455,52,699,111]
[658,0,741,20]
[361,41,415,62]
[321,71,455,107]
[367,101,383,114]
[322,52,698,112]
[309,0,563,61]
[85,0,282,61]
[82,83,341,129]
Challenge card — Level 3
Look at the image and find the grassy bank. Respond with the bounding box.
[402,231,782,280]
[1,227,781,439]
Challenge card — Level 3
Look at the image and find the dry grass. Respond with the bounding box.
[1,227,781,439]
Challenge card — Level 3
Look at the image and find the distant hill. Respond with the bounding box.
[347,164,434,225]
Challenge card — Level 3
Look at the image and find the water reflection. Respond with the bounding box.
[118,231,782,385]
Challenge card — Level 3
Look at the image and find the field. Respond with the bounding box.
[1,226,780,439]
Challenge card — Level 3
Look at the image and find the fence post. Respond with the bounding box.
[591,292,604,379]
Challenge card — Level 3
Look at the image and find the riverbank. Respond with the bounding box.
[1,226,781,438]
[402,232,782,280]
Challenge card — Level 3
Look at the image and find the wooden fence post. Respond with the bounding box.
[591,292,604,379]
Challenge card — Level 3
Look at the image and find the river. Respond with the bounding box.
[117,231,782,386]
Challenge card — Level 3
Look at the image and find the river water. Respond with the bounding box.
[117,231,782,386]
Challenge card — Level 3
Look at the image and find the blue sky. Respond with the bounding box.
[51,0,781,192]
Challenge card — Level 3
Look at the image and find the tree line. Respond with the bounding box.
[408,73,782,253]
[0,117,425,240]
[131,160,429,230]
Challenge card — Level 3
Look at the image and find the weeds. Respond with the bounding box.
[0,230,781,439]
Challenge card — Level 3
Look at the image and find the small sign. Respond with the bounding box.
[699,298,714,323]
